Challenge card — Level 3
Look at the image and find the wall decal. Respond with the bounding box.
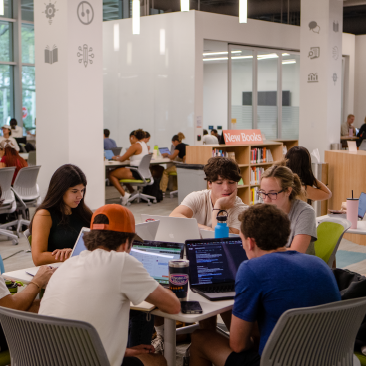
[77,1,94,25]
[77,44,94,67]
[45,45,58,64]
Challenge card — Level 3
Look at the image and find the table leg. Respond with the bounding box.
[164,318,176,366]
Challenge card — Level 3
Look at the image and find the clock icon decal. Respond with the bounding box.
[77,1,94,25]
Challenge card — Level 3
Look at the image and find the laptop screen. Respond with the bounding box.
[130,241,183,284]
[104,150,114,160]
[359,192,366,219]
[71,231,88,257]
[186,238,248,286]
[158,147,170,155]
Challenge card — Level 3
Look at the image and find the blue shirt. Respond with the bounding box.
[104,138,117,150]
[233,251,341,355]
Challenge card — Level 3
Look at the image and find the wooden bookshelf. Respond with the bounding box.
[186,142,283,205]
[272,139,299,155]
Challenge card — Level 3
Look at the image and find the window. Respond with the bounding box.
[0,0,12,19]
[21,0,34,22]
[22,66,36,131]
[22,23,34,64]
[0,21,13,62]
[0,64,13,125]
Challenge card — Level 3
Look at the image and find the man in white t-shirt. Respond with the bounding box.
[0,266,55,352]
[39,204,181,366]
[202,129,219,145]
[170,156,248,234]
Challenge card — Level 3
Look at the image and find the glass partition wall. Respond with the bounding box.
[228,44,300,140]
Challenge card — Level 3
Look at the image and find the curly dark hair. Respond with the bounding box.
[84,214,136,251]
[130,129,145,140]
[204,157,241,182]
[239,204,290,251]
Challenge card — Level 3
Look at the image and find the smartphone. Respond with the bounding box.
[181,301,203,314]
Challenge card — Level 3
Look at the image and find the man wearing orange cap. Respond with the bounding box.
[39,204,181,366]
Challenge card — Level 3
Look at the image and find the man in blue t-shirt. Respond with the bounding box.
[190,204,341,366]
[103,129,117,150]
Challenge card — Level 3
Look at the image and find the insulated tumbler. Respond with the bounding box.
[347,198,359,229]
[169,260,189,301]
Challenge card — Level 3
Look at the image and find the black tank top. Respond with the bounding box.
[47,208,90,252]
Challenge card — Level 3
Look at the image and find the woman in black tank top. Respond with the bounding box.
[29,164,93,266]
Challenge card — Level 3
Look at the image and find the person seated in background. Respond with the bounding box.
[0,125,20,152]
[110,129,149,205]
[0,140,28,185]
[341,114,356,136]
[143,131,151,151]
[9,118,23,138]
[259,162,317,254]
[39,204,180,366]
[285,146,332,203]
[202,129,219,145]
[189,204,341,366]
[29,164,93,266]
[159,132,187,194]
[170,156,247,234]
[104,129,117,150]
[211,128,220,139]
[357,117,366,146]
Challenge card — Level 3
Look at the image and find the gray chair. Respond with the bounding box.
[19,143,27,153]
[0,167,19,244]
[261,297,366,366]
[119,154,157,206]
[111,146,122,156]
[27,150,36,166]
[0,306,110,366]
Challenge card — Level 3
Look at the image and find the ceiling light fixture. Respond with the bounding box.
[232,55,253,59]
[282,53,290,56]
[203,51,242,56]
[282,60,296,64]
[203,57,229,61]
[257,53,279,60]
[239,0,247,23]
[181,0,190,12]
[132,0,140,35]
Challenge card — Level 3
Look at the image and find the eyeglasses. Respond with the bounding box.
[257,190,284,200]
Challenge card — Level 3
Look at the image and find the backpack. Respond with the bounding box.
[142,177,163,203]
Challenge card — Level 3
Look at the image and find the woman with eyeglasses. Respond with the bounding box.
[258,162,317,255]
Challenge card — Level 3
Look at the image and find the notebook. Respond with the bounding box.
[185,237,248,301]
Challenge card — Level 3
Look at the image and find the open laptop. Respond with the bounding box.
[359,192,366,219]
[158,147,170,155]
[200,229,240,239]
[141,215,201,243]
[185,237,248,301]
[130,240,184,285]
[135,220,160,241]
[104,150,114,160]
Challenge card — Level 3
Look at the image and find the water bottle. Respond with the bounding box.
[215,210,229,238]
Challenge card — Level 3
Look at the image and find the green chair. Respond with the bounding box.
[314,217,351,268]
[355,352,366,366]
[119,154,157,206]
[168,171,178,198]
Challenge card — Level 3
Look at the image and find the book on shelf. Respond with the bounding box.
[250,187,260,205]
[250,147,273,164]
[250,167,265,185]
[238,178,244,186]
[212,149,236,160]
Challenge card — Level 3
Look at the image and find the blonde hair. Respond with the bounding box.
[261,160,303,201]
[347,114,355,121]
[177,132,185,143]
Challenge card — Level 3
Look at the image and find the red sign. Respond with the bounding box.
[22,107,28,120]
[223,130,263,145]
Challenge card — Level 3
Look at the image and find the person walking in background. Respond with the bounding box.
[104,129,117,150]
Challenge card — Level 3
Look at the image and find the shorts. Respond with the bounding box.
[130,169,141,180]
[122,357,144,366]
[224,350,260,366]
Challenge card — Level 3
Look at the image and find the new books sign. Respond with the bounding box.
[223,130,263,145]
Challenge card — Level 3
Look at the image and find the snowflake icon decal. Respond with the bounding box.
[43,2,59,25]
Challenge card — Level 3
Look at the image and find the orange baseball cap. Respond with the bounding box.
[90,204,135,233]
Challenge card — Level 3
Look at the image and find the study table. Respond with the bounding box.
[104,157,171,167]
[340,136,359,141]
[3,265,233,366]
[19,153,28,160]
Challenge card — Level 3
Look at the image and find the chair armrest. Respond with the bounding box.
[11,188,27,209]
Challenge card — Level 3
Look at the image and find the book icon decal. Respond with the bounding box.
[45,45,58,64]
[77,44,94,67]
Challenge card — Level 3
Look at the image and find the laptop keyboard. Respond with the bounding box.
[197,285,235,293]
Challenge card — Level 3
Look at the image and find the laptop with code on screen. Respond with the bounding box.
[185,237,248,301]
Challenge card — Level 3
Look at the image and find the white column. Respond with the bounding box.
[299,0,343,159]
[34,0,104,210]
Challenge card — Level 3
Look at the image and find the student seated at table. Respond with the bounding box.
[0,125,20,151]
[0,140,28,185]
[109,129,149,206]
[39,204,180,366]
[189,204,341,366]
[159,132,187,194]
[357,117,366,146]
[170,156,247,234]
[29,164,93,266]
[285,146,332,204]
[202,129,218,145]
[9,118,23,138]
[259,162,317,254]
[341,114,356,136]
[104,129,117,150]
[143,131,151,151]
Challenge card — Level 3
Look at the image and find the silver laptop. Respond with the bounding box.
[141,214,201,243]
[200,229,240,239]
[135,220,160,241]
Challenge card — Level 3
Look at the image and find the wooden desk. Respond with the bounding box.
[324,150,366,245]
[104,157,171,168]
[341,136,359,141]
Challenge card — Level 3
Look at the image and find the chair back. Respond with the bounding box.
[111,147,122,156]
[0,167,16,205]
[0,306,110,366]
[19,143,27,153]
[137,154,153,180]
[12,165,41,200]
[261,297,366,366]
[27,151,36,166]
[315,217,351,267]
